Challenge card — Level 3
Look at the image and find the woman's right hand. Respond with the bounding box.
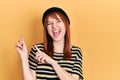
[15,37,28,60]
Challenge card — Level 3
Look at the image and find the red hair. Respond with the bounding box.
[43,12,71,60]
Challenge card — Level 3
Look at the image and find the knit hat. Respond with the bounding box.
[42,7,70,25]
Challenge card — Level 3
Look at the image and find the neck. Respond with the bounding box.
[53,39,64,53]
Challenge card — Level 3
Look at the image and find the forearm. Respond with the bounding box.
[16,38,36,80]
[51,62,77,80]
[21,58,35,80]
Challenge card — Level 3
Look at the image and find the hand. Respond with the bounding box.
[15,37,28,59]
[34,45,56,65]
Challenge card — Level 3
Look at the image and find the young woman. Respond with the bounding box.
[16,7,83,80]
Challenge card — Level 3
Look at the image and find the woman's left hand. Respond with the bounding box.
[34,45,56,65]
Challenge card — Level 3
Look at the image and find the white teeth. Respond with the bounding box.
[52,29,61,37]
[53,30,60,33]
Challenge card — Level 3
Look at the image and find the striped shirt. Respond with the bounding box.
[28,43,83,80]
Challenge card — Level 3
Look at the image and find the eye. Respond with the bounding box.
[56,20,61,23]
[47,22,52,26]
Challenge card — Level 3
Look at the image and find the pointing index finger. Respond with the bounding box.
[34,45,41,53]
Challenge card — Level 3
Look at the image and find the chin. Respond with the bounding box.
[53,38,62,42]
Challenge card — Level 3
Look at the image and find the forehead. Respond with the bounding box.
[47,14,61,21]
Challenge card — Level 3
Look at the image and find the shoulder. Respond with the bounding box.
[35,43,44,48]
[71,45,82,59]
[71,45,82,52]
[30,43,44,53]
[71,45,82,54]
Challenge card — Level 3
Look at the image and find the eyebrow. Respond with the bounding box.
[46,21,52,23]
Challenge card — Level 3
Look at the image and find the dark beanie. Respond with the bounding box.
[42,7,70,25]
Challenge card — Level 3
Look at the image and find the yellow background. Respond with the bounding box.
[0,0,120,80]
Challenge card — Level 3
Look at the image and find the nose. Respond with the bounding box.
[52,22,57,29]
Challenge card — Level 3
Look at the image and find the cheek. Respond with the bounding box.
[47,27,52,35]
[63,29,66,36]
[60,22,65,29]
[62,25,66,34]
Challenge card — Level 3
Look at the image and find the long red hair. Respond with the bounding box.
[43,12,71,60]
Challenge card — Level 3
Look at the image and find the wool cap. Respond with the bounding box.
[42,7,70,25]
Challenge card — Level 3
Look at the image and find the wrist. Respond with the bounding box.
[21,58,29,65]
[51,60,58,67]
[20,52,28,58]
[20,55,28,62]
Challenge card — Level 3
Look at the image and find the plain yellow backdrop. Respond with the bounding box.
[0,0,120,80]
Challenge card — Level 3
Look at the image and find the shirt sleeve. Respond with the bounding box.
[72,47,83,79]
[28,46,38,70]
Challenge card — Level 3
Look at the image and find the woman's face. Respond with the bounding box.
[46,14,66,42]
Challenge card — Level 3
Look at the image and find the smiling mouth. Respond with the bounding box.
[52,29,61,38]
